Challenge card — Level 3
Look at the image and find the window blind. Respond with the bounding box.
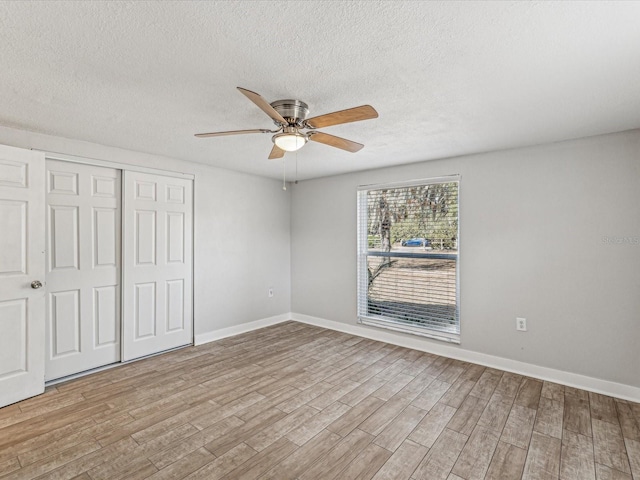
[357,177,460,342]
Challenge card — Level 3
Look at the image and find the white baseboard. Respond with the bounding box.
[291,312,640,403]
[194,313,292,346]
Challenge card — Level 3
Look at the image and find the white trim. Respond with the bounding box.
[357,174,460,191]
[40,151,195,180]
[291,312,640,403]
[191,178,196,346]
[46,311,640,402]
[194,313,292,345]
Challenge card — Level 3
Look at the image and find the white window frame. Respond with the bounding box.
[357,175,461,344]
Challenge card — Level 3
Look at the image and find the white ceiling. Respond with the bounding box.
[1,1,639,180]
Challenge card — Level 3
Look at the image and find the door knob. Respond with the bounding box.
[31,280,43,289]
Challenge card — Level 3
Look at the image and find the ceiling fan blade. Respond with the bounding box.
[237,87,287,125]
[305,105,378,129]
[268,145,285,159]
[195,129,272,138]
[308,131,364,153]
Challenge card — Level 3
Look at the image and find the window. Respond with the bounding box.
[357,176,460,343]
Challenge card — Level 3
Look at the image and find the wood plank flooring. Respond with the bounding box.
[1,321,638,480]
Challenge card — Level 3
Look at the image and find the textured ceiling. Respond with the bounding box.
[1,1,639,180]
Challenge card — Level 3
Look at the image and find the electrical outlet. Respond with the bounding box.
[268,287,274,298]
[516,317,527,331]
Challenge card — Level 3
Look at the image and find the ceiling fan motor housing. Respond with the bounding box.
[270,99,309,126]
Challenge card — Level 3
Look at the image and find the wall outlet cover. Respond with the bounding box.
[516,317,527,331]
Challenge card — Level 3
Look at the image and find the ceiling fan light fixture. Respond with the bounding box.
[273,132,307,152]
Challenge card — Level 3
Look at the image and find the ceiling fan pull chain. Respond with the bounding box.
[282,157,287,191]
[295,151,298,185]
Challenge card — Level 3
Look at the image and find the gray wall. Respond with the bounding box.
[3,122,638,389]
[291,130,640,388]
[192,167,291,333]
[0,125,292,337]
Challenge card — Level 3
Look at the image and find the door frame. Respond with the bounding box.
[41,151,196,372]
[42,151,194,180]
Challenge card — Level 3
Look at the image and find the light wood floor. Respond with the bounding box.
[1,322,638,480]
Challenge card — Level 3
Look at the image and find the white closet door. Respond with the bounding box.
[0,145,45,407]
[122,171,193,361]
[45,160,121,380]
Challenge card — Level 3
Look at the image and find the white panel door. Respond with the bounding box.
[0,145,45,408]
[45,160,121,380]
[122,171,193,361]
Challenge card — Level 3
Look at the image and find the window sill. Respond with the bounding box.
[358,316,461,345]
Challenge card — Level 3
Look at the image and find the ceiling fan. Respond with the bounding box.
[195,87,378,159]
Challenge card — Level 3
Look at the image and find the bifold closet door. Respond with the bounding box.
[122,171,193,361]
[0,145,45,407]
[45,160,121,381]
